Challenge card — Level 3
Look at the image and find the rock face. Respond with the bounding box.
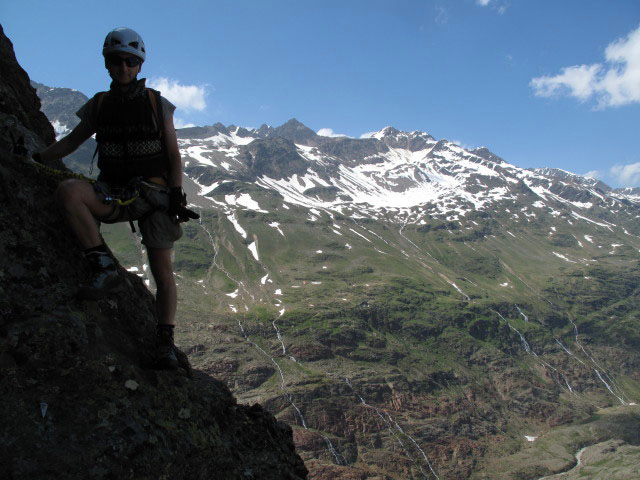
[0,27,307,480]
[0,24,56,162]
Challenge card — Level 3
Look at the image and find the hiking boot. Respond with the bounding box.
[155,324,178,370]
[77,251,123,299]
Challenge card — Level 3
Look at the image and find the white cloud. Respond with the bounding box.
[360,131,377,139]
[148,77,208,111]
[531,64,601,100]
[583,163,640,187]
[476,0,509,15]
[583,170,602,180]
[610,162,640,187]
[435,5,448,25]
[452,139,474,150]
[174,118,196,129]
[530,24,640,108]
[317,128,350,138]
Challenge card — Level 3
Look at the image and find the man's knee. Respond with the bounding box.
[55,179,88,209]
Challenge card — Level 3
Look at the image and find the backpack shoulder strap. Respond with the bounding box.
[146,88,165,136]
[92,91,107,124]
[90,92,108,171]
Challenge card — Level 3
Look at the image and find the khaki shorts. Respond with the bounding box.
[93,180,183,249]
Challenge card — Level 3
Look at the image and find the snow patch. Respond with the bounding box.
[269,222,285,236]
[227,212,247,238]
[225,193,268,213]
[248,241,259,261]
[553,252,576,263]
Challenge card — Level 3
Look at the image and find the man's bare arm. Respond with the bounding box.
[37,120,95,163]
[163,114,183,188]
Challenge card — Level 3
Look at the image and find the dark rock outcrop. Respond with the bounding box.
[0,26,307,480]
[0,24,56,163]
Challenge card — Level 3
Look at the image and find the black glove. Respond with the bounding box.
[168,187,200,222]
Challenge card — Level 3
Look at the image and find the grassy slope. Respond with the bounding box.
[101,197,640,478]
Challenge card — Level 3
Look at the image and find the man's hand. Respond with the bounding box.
[168,187,200,223]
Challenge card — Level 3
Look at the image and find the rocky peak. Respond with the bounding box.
[381,127,436,152]
[377,126,400,137]
[472,146,506,164]
[532,167,611,192]
[0,25,56,164]
[272,118,319,144]
[256,123,274,138]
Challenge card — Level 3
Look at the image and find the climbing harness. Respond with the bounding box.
[25,154,145,231]
[25,154,140,208]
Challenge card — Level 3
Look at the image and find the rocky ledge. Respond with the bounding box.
[0,24,307,480]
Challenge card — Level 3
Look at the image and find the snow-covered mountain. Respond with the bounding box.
[179,118,639,233]
[31,81,87,139]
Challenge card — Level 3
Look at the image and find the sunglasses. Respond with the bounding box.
[106,55,142,68]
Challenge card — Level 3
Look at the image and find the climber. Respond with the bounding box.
[32,27,198,369]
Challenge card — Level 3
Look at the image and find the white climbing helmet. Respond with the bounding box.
[102,27,146,62]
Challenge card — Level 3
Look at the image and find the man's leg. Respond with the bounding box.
[56,179,123,298]
[147,247,177,325]
[148,247,179,369]
[55,179,114,248]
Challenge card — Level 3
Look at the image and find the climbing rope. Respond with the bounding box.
[24,154,139,206]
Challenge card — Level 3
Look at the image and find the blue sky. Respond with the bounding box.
[3,0,640,187]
